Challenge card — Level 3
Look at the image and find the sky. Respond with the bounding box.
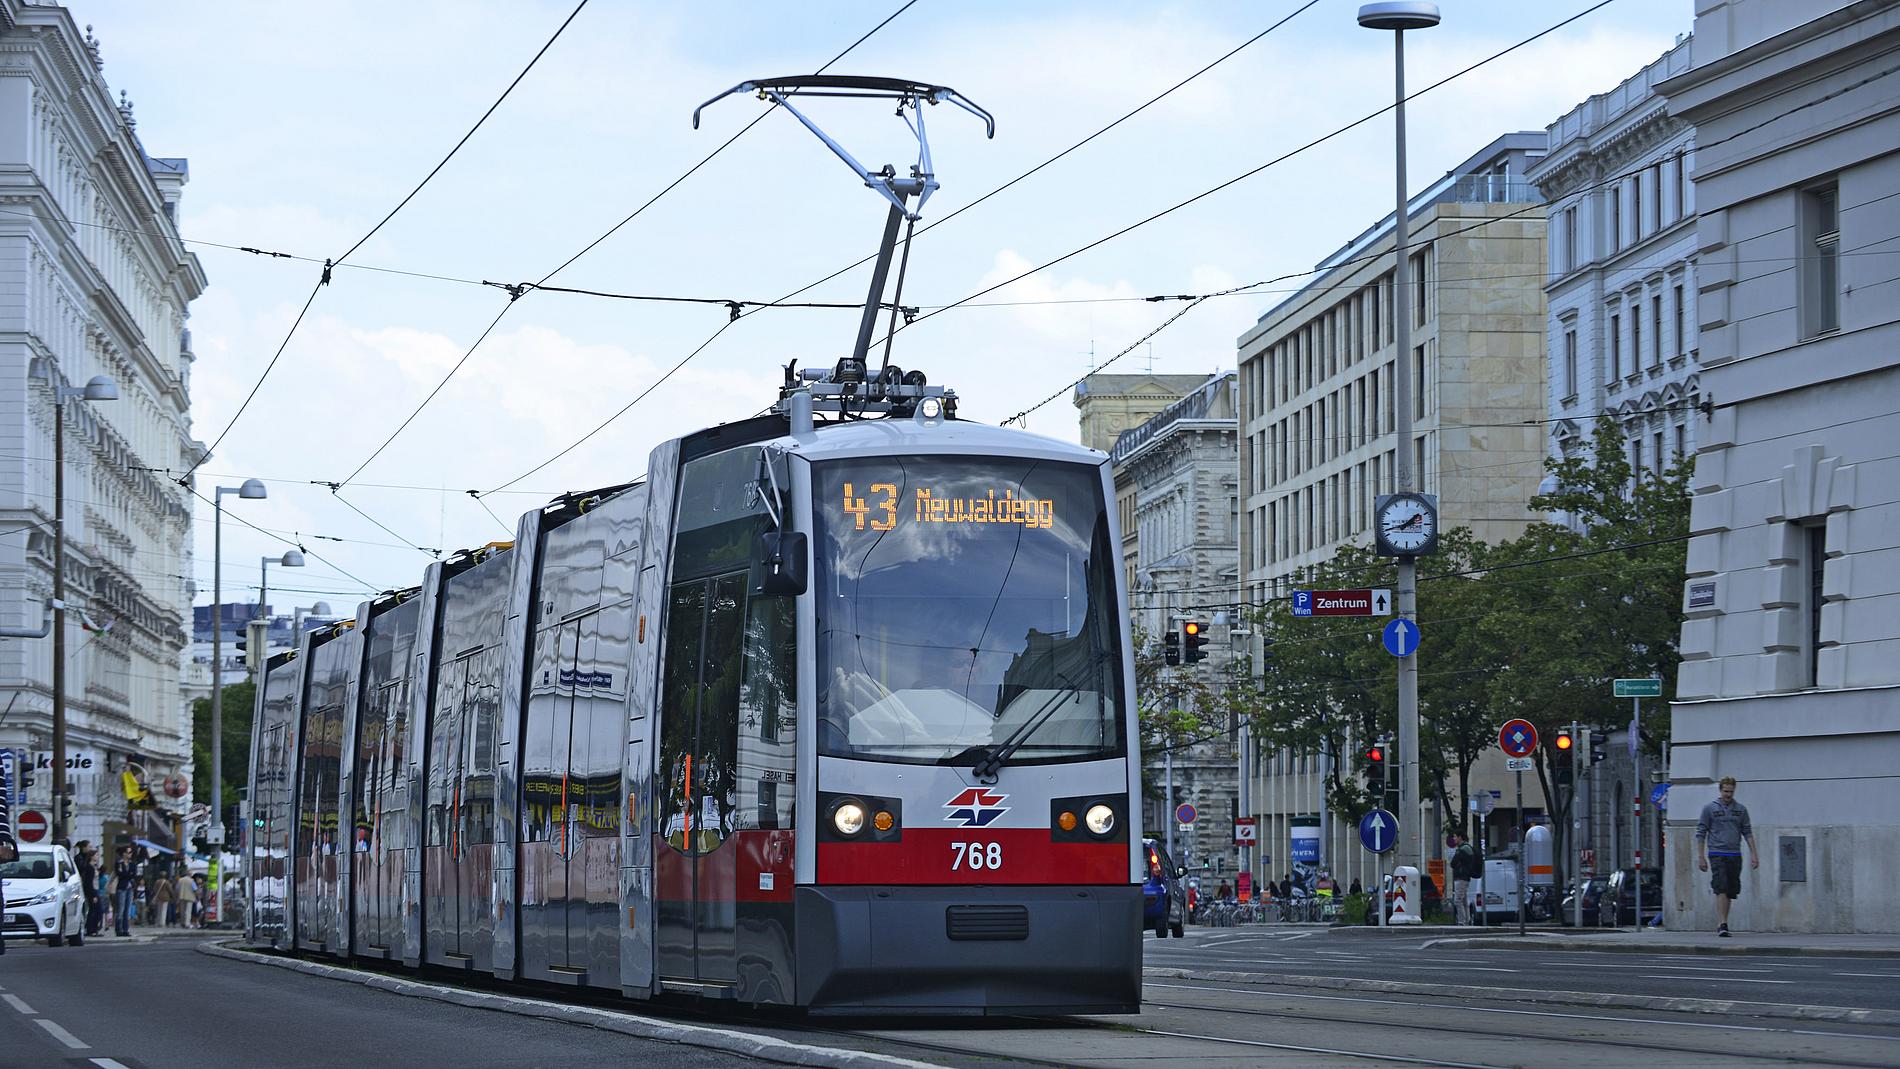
[76,0,1693,612]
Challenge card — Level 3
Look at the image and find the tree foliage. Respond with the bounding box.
[192,678,254,811]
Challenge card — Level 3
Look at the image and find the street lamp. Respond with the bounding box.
[253,549,304,666]
[1358,0,1439,879]
[209,477,267,860]
[49,374,116,844]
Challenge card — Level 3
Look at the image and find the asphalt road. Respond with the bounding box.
[0,938,741,1069]
[1145,927,1900,1012]
[5,931,1900,1069]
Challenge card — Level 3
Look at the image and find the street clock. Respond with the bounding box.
[1373,492,1439,557]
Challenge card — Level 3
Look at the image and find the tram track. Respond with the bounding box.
[1141,984,1900,1069]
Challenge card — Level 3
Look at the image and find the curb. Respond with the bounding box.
[197,941,945,1069]
[1143,966,1900,1026]
[1421,935,1900,959]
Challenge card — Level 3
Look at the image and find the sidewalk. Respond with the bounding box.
[1420,927,1900,957]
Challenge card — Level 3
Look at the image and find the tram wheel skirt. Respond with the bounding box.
[795,884,1142,1015]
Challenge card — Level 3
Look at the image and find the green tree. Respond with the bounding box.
[192,678,255,812]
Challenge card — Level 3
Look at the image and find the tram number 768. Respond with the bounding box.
[951,841,1003,871]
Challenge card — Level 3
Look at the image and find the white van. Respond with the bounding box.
[1465,859,1521,923]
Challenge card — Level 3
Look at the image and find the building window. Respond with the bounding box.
[1411,250,1429,327]
[1651,295,1663,368]
[1563,206,1578,272]
[1631,308,1642,376]
[1650,163,1663,230]
[1609,313,1621,379]
[1370,280,1382,350]
[1652,431,1664,475]
[1563,327,1578,400]
[1674,422,1687,461]
[1632,176,1643,240]
[1802,182,1840,336]
[1630,436,1643,483]
[1674,284,1686,359]
[1676,151,1689,218]
[1610,185,1622,252]
[1413,345,1426,421]
[1804,520,1828,687]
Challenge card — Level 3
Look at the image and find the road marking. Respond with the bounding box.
[1836,972,1900,979]
[1282,931,1318,940]
[1643,965,1779,975]
[1143,981,1900,1042]
[2,994,36,1015]
[36,1019,90,1049]
[91,1060,133,1069]
[1543,961,1777,974]
[1642,975,1793,984]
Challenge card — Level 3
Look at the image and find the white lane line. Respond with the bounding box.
[36,1019,90,1049]
[1282,931,1318,940]
[91,1059,133,1069]
[1138,1026,1510,1069]
[2,993,36,1015]
[1143,981,1900,1042]
[1642,975,1793,984]
[1544,961,1777,974]
[1837,972,1900,979]
[1645,965,1779,975]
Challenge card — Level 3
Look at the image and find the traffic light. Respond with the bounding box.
[1553,729,1574,786]
[1364,740,1387,794]
[1555,728,1573,753]
[1163,629,1181,666]
[1589,730,1608,765]
[1182,620,1209,664]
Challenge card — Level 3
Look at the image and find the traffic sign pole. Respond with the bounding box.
[1516,768,1525,937]
[1572,718,1583,930]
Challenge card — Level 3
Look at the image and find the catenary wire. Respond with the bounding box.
[336,0,922,492]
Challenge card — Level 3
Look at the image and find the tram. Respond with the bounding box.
[244,76,1142,1013]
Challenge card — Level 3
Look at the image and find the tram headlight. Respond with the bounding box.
[1085,804,1116,836]
[833,801,867,836]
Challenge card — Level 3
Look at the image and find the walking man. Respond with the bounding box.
[1695,776,1758,937]
[75,840,100,936]
[1449,833,1479,925]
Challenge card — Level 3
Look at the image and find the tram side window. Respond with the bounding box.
[464,646,500,845]
[659,582,706,852]
[740,595,796,832]
[354,687,386,852]
[521,629,566,843]
[426,660,460,848]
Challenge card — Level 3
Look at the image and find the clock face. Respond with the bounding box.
[1378,495,1436,553]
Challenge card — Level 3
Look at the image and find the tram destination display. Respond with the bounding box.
[839,481,1057,531]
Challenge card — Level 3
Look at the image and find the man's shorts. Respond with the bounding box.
[1709,854,1742,897]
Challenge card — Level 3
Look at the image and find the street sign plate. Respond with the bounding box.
[1234,817,1257,845]
[1498,718,1538,757]
[1505,756,1534,772]
[1613,678,1662,698]
[1292,589,1394,617]
[1358,809,1399,854]
[16,809,47,843]
[1381,618,1420,657]
[1175,803,1197,825]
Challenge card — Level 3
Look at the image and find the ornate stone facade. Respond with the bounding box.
[0,1,206,847]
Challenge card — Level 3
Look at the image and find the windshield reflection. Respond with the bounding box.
[813,456,1124,765]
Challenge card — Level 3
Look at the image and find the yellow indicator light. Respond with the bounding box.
[873,810,895,832]
[1057,810,1078,832]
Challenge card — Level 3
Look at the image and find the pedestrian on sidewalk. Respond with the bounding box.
[75,840,101,936]
[174,870,199,928]
[1696,776,1758,937]
[112,846,138,936]
[1449,833,1479,925]
[153,864,177,926]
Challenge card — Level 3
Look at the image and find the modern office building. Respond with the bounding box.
[1659,0,1900,933]
[0,3,206,848]
[1234,133,1554,887]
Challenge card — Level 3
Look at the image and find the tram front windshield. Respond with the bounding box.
[813,456,1125,766]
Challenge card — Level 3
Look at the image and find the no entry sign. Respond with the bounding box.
[17,808,48,843]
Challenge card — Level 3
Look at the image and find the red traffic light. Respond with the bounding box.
[1365,746,1384,763]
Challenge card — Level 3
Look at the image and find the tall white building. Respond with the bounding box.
[0,3,206,848]
[1529,37,1702,482]
[1658,0,1900,932]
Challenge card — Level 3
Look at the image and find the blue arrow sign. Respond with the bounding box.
[1382,618,1420,657]
[1359,809,1398,855]
[1292,590,1313,618]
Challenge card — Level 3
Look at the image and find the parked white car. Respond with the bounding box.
[2,844,87,946]
[1465,858,1522,923]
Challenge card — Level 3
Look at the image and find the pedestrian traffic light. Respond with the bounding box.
[1163,629,1181,666]
[1182,620,1209,664]
[1589,730,1608,765]
[1364,741,1387,793]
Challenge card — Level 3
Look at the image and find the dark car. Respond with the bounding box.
[1141,838,1186,938]
[1560,869,1661,926]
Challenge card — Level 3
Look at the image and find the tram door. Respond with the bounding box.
[521,613,619,982]
[424,654,473,962]
[655,572,745,984]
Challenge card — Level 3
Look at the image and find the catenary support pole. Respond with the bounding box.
[1388,24,1424,881]
[1572,718,1583,929]
[51,399,67,843]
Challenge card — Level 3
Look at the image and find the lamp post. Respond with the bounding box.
[253,550,304,668]
[49,374,116,844]
[209,478,267,857]
[1359,0,1439,879]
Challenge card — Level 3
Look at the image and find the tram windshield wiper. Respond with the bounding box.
[969,651,1110,783]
